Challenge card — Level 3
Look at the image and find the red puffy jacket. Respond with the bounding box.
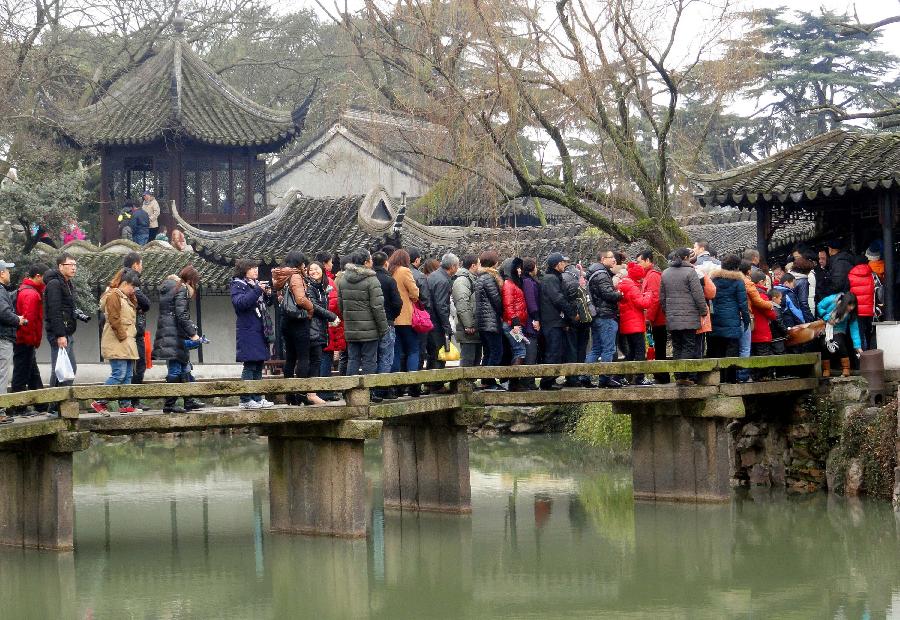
[15,278,45,347]
[323,274,346,352]
[502,279,528,326]
[848,263,875,318]
[750,285,778,343]
[617,276,651,335]
[641,266,666,327]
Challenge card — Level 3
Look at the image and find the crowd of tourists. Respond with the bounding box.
[0,235,884,423]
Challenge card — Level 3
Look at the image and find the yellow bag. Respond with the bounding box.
[438,341,460,362]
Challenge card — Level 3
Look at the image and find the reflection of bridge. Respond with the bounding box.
[0,354,820,550]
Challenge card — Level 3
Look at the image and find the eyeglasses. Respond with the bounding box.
[61,262,77,267]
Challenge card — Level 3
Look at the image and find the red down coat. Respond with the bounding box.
[641,265,666,327]
[501,279,528,327]
[324,273,346,352]
[617,275,651,335]
[848,262,875,318]
[15,278,45,347]
[750,284,778,343]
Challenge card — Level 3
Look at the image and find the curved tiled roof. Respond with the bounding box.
[692,130,900,207]
[54,37,314,149]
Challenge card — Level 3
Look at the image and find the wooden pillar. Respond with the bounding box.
[265,421,381,538]
[756,203,770,267]
[617,398,743,502]
[0,432,90,550]
[883,190,896,321]
[381,412,472,514]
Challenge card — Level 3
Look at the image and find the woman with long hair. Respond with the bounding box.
[306,261,339,404]
[817,291,862,378]
[153,266,202,414]
[94,269,141,416]
[230,259,274,409]
[272,251,316,405]
[388,249,421,383]
[501,257,531,391]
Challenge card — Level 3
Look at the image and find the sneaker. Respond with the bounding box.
[134,401,151,411]
[91,401,109,414]
[636,378,655,386]
[240,400,263,409]
[258,398,275,408]
[0,415,13,424]
[605,378,625,389]
[484,384,507,392]
[118,406,136,414]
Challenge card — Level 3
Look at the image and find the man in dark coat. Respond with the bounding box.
[659,248,707,386]
[826,239,854,294]
[426,253,458,371]
[130,202,151,245]
[372,251,402,397]
[124,252,152,410]
[44,253,80,399]
[0,260,24,423]
[539,253,577,390]
[586,249,624,387]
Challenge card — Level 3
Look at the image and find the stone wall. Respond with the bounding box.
[467,405,571,437]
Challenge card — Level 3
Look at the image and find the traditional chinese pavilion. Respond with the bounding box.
[54,16,314,242]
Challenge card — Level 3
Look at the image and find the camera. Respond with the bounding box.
[75,308,91,323]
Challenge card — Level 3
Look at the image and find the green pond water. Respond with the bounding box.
[2,433,900,619]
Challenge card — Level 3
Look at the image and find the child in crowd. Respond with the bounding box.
[155,225,170,243]
[749,271,777,380]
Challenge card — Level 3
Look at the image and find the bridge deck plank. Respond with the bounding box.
[0,419,67,444]
[718,378,819,397]
[470,385,718,406]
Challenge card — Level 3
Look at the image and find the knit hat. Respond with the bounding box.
[626,262,644,281]
[865,240,883,261]
[826,238,844,251]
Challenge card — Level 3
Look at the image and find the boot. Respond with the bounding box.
[163,376,186,414]
[182,372,205,410]
[840,358,851,377]
[509,358,526,392]
[822,359,831,378]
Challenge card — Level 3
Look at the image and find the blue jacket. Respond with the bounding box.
[230,278,270,362]
[817,294,862,350]
[710,270,750,340]
[774,285,804,327]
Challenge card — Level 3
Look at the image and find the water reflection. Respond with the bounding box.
[1,435,899,618]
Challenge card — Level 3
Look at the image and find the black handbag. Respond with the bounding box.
[281,286,308,320]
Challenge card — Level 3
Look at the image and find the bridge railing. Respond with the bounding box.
[0,353,820,419]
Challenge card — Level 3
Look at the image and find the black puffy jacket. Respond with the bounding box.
[585,263,621,319]
[307,278,337,346]
[134,286,151,335]
[43,268,76,339]
[427,268,454,336]
[152,276,198,363]
[828,251,854,294]
[474,269,503,333]
[375,266,402,322]
[539,270,576,328]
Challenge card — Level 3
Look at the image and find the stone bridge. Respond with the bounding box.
[0,353,820,550]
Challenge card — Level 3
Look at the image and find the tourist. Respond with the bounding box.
[659,248,707,386]
[337,249,388,393]
[692,239,715,266]
[142,191,161,240]
[773,273,806,330]
[772,263,785,286]
[865,240,885,279]
[44,253,81,401]
[371,252,400,399]
[738,260,773,382]
[0,260,24,424]
[427,253,458,371]
[388,249,421,390]
[636,249,668,384]
[123,252,151,411]
[154,225,169,243]
[787,251,816,321]
[306,262,339,404]
[562,261,592,387]
[474,250,505,390]
[94,270,142,415]
[501,257,530,391]
[153,266,202,414]
[743,248,771,289]
[817,292,862,378]
[61,218,86,245]
[707,255,750,383]
[539,253,577,391]
[10,262,48,417]
[521,257,542,366]
[170,228,187,251]
[617,262,653,385]
[768,288,789,355]
[272,251,315,406]
[826,239,854,294]
[748,271,777,380]
[451,254,481,368]
[848,256,876,350]
[130,201,150,245]
[408,247,432,370]
[585,249,623,388]
[230,259,274,410]
[322,255,347,379]
[814,247,832,302]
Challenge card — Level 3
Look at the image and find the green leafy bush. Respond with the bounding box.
[570,403,631,451]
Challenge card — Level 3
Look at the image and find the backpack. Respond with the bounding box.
[578,271,602,322]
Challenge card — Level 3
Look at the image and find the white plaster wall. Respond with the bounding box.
[268,133,433,204]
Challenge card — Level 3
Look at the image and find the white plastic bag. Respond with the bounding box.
[55,348,75,383]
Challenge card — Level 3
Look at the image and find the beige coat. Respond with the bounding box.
[101,288,138,360]
[144,198,161,228]
[392,266,419,326]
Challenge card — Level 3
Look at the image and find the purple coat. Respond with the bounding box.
[522,275,541,337]
[230,278,269,362]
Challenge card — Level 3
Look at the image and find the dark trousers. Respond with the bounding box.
[49,336,76,388]
[651,324,670,384]
[751,341,775,379]
[707,335,740,383]
[427,330,446,370]
[480,330,503,386]
[308,344,324,378]
[670,329,696,381]
[620,332,646,381]
[459,341,482,367]
[858,316,873,350]
[133,330,146,385]
[540,326,566,389]
[565,322,590,383]
[282,318,311,380]
[347,340,379,376]
[11,343,44,412]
